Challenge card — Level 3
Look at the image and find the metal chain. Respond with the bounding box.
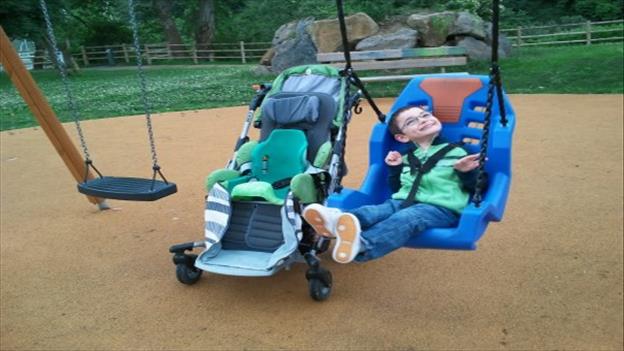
[39,0,91,161]
[472,64,498,206]
[128,0,159,168]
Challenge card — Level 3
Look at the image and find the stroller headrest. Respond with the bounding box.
[254,64,347,128]
[261,92,337,129]
[262,94,321,125]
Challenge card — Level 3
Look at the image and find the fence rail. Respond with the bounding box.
[75,41,271,66]
[501,19,623,47]
[25,41,272,68]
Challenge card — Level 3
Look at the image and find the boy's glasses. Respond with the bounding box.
[400,111,433,130]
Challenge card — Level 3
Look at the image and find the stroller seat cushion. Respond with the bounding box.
[231,181,284,205]
[290,173,318,204]
[260,93,335,163]
[313,141,332,168]
[235,140,258,168]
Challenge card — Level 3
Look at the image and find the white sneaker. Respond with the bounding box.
[302,204,342,238]
[332,213,361,264]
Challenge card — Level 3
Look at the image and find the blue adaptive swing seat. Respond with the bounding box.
[328,73,516,250]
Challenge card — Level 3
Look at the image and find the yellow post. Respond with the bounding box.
[0,26,108,209]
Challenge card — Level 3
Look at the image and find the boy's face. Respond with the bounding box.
[393,107,442,144]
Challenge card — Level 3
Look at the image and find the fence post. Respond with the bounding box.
[191,43,198,64]
[240,41,246,63]
[585,21,592,45]
[145,44,151,65]
[516,27,522,46]
[122,44,129,63]
[167,43,172,58]
[80,46,89,66]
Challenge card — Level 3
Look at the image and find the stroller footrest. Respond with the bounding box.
[195,249,289,277]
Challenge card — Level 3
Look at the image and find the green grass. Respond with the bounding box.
[363,42,624,96]
[1,43,622,131]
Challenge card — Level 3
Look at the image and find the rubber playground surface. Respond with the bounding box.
[1,95,622,350]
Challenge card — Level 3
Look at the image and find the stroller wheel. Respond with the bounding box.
[175,263,202,285]
[308,271,332,301]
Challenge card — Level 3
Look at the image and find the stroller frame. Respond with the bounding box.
[169,64,383,301]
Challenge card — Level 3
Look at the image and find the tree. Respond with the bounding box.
[152,0,185,55]
[195,0,215,51]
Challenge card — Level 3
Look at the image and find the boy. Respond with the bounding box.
[303,105,482,263]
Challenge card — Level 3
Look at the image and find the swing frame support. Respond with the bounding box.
[0,26,109,210]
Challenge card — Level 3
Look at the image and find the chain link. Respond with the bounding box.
[128,0,159,168]
[472,65,498,206]
[39,0,91,161]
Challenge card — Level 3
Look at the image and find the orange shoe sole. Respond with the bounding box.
[303,208,334,238]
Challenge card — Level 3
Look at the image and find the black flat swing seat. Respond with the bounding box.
[78,176,177,201]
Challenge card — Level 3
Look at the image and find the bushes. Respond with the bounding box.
[211,0,623,43]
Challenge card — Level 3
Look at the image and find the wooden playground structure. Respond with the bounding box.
[1,26,105,208]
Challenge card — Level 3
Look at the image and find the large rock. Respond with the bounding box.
[449,11,486,40]
[355,27,418,51]
[252,64,273,76]
[484,22,513,57]
[406,12,456,47]
[456,36,488,60]
[456,36,492,61]
[270,17,318,73]
[307,12,379,53]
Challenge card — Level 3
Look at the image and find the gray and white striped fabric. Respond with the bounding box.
[284,192,303,241]
[204,183,232,249]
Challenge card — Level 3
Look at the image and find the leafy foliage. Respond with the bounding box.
[3,0,622,47]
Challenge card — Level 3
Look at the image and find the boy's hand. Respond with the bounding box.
[454,154,482,172]
[385,151,403,166]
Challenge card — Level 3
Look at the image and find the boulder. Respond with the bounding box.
[449,11,486,40]
[270,17,318,73]
[355,27,418,51]
[307,12,379,53]
[252,64,273,76]
[406,12,456,47]
[456,36,490,61]
[484,22,513,57]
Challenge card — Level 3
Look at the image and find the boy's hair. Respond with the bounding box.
[388,105,420,136]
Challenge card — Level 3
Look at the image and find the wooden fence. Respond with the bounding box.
[501,19,623,47]
[71,41,271,66]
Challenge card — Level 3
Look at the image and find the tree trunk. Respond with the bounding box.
[153,0,186,57]
[195,0,215,55]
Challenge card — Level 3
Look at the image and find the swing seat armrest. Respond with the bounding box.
[478,171,511,222]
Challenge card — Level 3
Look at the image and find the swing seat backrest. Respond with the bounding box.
[328,74,516,250]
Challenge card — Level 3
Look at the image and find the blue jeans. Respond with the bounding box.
[348,199,459,262]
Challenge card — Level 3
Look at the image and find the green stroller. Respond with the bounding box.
[169,64,374,301]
